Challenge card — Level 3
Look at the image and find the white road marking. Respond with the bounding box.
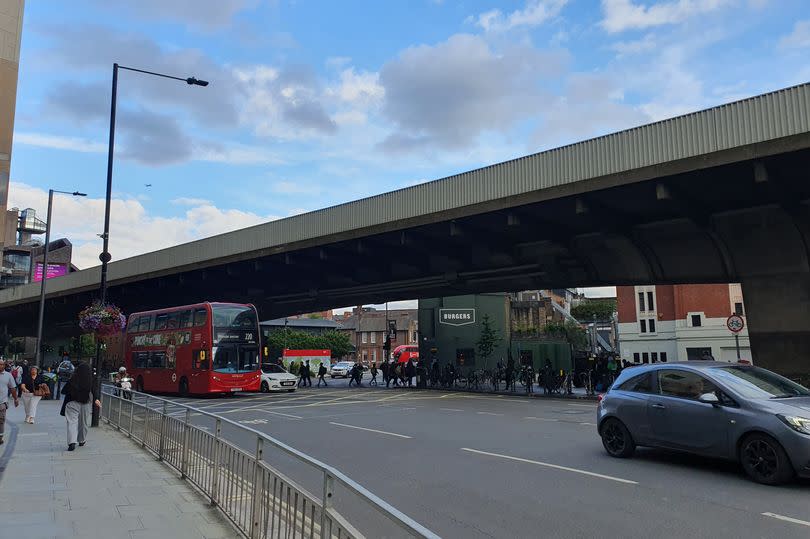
[762,512,810,528]
[567,403,595,408]
[401,407,418,411]
[579,422,597,426]
[18,432,48,437]
[524,416,558,422]
[329,422,412,439]
[461,448,638,485]
[262,410,303,420]
[476,411,504,416]
[239,418,268,425]
[439,408,463,412]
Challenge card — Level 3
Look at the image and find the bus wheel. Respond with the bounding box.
[179,378,189,398]
[136,377,144,393]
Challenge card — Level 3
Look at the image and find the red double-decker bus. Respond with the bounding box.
[125,302,262,396]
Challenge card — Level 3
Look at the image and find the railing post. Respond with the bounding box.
[117,391,123,430]
[128,397,134,437]
[142,396,150,448]
[180,407,191,478]
[211,418,222,506]
[158,400,168,461]
[250,435,264,539]
[320,470,334,539]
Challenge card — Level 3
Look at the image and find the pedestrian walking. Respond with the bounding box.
[303,360,312,387]
[10,361,22,395]
[62,360,101,451]
[42,367,57,399]
[405,359,415,388]
[0,358,19,445]
[348,363,362,387]
[317,363,328,387]
[20,366,48,424]
[56,354,74,399]
[386,361,398,387]
[370,363,378,386]
[298,362,308,388]
[381,361,389,386]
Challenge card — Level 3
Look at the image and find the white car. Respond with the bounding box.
[330,361,354,378]
[260,363,298,392]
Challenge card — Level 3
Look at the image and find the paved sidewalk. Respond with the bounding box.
[0,400,240,539]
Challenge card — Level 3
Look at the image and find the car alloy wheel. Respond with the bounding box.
[601,418,635,458]
[741,434,793,485]
[261,381,269,393]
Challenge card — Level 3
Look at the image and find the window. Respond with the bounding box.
[651,352,658,362]
[691,314,702,327]
[633,353,640,363]
[133,351,149,369]
[660,352,668,362]
[370,332,376,344]
[154,313,169,330]
[638,292,645,311]
[362,350,368,361]
[178,310,192,328]
[618,373,653,393]
[642,352,649,363]
[658,369,717,400]
[639,319,647,333]
[149,351,167,369]
[686,347,713,361]
[648,318,656,333]
[193,308,208,327]
[734,302,744,316]
[166,311,180,329]
[372,349,377,362]
[362,332,368,344]
[647,291,655,311]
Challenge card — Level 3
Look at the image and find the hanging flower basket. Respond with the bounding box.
[78,302,127,336]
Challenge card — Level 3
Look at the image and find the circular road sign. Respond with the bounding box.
[727,314,745,333]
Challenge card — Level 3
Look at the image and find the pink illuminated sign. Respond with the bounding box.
[33,263,68,282]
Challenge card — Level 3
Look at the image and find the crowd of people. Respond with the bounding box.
[286,358,421,389]
[0,353,101,451]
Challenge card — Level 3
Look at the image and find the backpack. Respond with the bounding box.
[11,366,22,384]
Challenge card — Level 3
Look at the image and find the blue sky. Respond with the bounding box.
[8,0,810,292]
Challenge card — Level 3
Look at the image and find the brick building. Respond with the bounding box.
[617,284,750,364]
[339,307,418,364]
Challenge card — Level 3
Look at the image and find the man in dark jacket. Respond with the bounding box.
[317,363,328,387]
[63,360,100,451]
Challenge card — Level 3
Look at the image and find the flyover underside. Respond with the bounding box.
[3,146,810,375]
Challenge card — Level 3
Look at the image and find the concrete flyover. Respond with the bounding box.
[1,83,809,377]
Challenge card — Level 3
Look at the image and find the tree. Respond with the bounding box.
[571,300,616,322]
[263,329,354,361]
[542,321,588,350]
[319,330,353,359]
[476,314,501,368]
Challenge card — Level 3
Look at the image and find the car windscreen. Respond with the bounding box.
[710,366,810,399]
[262,364,286,374]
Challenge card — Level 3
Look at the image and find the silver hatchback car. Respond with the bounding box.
[597,362,810,485]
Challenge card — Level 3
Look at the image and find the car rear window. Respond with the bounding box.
[617,372,653,393]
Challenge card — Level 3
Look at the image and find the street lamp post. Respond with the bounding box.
[34,190,87,367]
[91,62,208,427]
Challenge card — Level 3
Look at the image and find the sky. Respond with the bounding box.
[8,0,810,310]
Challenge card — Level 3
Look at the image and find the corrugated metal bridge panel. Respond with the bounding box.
[2,83,809,305]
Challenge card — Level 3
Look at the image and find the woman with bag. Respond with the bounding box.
[20,366,48,424]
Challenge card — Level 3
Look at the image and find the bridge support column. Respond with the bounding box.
[742,272,810,381]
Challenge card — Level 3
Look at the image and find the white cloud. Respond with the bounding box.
[779,20,810,49]
[326,68,385,105]
[13,132,106,153]
[610,33,658,56]
[8,181,278,269]
[601,0,731,33]
[472,0,568,33]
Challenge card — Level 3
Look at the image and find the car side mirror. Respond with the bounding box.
[698,392,720,405]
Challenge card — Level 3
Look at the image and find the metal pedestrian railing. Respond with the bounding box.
[101,387,439,539]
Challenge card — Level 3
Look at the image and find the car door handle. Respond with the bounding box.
[650,403,666,409]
